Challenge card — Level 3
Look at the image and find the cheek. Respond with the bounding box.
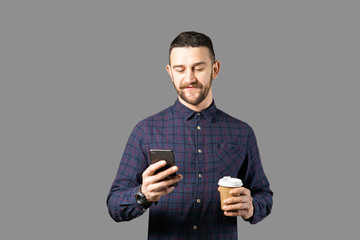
[171,79,181,90]
[198,72,212,83]
[172,74,183,85]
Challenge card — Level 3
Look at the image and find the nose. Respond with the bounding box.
[184,69,196,83]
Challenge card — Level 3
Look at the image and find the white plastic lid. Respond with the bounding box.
[218,176,243,187]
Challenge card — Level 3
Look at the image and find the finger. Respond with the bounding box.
[155,174,183,189]
[223,202,249,211]
[223,196,249,205]
[224,209,248,217]
[164,186,176,195]
[148,174,183,192]
[229,187,250,196]
[153,165,179,182]
[143,160,167,177]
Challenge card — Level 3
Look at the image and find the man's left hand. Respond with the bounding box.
[218,187,254,220]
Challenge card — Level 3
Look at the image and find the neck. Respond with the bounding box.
[178,90,213,112]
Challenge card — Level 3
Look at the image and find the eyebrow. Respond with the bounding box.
[172,62,207,69]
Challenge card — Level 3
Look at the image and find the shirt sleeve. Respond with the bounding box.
[106,121,150,222]
[240,126,273,224]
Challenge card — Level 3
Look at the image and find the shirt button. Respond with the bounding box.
[198,173,202,178]
[197,113,201,116]
[197,126,201,130]
[198,149,202,154]
[193,225,198,230]
[197,199,201,203]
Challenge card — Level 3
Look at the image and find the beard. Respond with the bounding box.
[173,74,213,106]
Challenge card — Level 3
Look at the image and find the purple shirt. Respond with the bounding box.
[107,99,273,239]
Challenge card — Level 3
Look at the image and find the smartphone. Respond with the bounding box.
[149,149,177,186]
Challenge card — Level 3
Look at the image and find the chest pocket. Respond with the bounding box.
[217,143,246,177]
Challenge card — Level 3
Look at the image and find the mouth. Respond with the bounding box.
[184,87,199,92]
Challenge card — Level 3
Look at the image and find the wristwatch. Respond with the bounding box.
[135,186,153,208]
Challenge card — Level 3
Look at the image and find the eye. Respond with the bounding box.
[175,68,185,73]
[194,68,204,71]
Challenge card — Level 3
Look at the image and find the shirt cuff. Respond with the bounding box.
[244,198,270,224]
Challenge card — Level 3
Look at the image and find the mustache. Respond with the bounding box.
[179,81,203,89]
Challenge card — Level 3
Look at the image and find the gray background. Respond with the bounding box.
[1,0,359,239]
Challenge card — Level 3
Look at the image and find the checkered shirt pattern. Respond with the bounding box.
[107,99,273,239]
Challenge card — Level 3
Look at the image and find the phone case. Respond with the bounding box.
[150,149,177,186]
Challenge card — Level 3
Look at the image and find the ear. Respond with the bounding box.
[212,60,220,79]
[166,65,173,81]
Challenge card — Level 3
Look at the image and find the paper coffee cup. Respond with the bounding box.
[218,176,243,210]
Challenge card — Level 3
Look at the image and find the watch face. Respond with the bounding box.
[136,190,144,201]
[136,187,152,207]
[136,188,146,202]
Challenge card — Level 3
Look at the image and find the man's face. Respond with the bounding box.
[166,47,220,106]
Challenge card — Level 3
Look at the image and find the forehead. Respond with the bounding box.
[169,47,212,66]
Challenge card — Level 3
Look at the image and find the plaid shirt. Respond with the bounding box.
[107,99,273,239]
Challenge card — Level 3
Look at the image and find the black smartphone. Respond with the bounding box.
[149,149,177,186]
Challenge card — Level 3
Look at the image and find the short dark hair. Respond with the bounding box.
[169,31,215,63]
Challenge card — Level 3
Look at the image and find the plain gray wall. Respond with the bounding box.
[1,0,359,239]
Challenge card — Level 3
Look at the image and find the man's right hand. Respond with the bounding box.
[141,160,183,202]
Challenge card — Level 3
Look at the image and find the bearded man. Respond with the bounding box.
[107,31,273,240]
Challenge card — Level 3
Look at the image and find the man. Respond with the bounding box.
[107,31,273,239]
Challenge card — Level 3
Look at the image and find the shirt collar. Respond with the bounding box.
[173,98,217,122]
